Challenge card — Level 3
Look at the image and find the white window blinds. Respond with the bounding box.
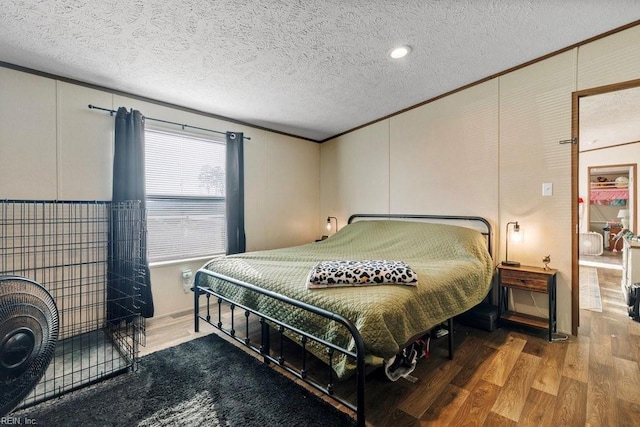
[145,128,226,262]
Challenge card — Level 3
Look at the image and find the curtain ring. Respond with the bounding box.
[229,132,237,140]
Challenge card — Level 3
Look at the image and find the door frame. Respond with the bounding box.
[571,77,640,335]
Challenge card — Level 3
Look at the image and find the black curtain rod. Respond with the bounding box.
[87,104,250,140]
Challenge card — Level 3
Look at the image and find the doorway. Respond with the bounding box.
[579,164,635,316]
[572,80,640,335]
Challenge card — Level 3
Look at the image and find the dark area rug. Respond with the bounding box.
[13,334,355,426]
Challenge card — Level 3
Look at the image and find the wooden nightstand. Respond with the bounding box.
[497,264,557,341]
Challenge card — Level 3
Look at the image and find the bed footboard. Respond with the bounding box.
[194,268,366,426]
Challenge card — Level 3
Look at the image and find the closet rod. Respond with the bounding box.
[87,104,250,140]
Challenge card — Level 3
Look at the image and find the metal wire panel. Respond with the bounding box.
[0,200,146,409]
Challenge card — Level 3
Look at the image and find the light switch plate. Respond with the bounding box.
[542,182,553,196]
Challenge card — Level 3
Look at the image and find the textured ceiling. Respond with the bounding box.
[1,1,640,141]
[580,86,640,151]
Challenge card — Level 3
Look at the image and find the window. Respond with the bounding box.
[145,128,226,263]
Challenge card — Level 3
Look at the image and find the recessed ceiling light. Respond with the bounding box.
[390,45,411,59]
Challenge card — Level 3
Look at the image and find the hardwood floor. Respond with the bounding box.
[142,264,640,426]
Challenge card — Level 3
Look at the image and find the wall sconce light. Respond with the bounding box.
[502,221,521,267]
[326,216,338,232]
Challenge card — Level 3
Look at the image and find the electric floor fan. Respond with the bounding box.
[579,232,604,256]
[0,276,59,416]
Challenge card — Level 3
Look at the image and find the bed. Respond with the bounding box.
[193,214,494,426]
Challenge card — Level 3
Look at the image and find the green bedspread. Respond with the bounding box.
[196,220,494,379]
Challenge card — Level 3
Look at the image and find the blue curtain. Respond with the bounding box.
[108,107,154,322]
[226,132,246,255]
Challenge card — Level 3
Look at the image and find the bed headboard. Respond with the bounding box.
[347,213,493,258]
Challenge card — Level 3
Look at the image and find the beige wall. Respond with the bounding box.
[0,68,58,199]
[320,24,640,334]
[389,79,499,227]
[320,120,390,231]
[499,50,576,327]
[2,23,640,332]
[577,25,640,90]
[0,67,320,318]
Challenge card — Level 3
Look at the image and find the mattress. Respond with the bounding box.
[196,219,494,378]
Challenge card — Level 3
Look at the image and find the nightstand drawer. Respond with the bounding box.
[500,270,548,293]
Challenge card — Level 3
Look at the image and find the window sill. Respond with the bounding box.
[149,254,222,268]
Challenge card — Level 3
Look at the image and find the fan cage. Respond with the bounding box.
[0,200,147,410]
[0,276,59,415]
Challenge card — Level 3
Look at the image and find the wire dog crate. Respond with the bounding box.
[0,200,147,409]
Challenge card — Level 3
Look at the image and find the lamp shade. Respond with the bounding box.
[326,216,338,233]
[502,221,521,267]
[510,225,522,243]
[617,209,630,229]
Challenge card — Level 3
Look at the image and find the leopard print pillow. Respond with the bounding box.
[307,260,418,289]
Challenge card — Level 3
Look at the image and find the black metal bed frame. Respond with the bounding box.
[194,213,493,426]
